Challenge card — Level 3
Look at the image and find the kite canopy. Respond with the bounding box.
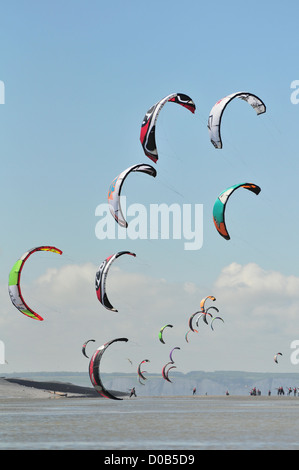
[108,163,157,228]
[210,316,224,331]
[197,307,218,327]
[213,182,261,240]
[208,91,266,149]
[140,92,196,163]
[200,295,216,312]
[89,337,128,400]
[137,359,150,382]
[188,311,201,332]
[199,296,217,324]
[159,324,173,344]
[274,352,283,364]
[82,339,96,359]
[185,328,198,343]
[8,246,63,321]
[162,362,176,383]
[194,313,203,328]
[95,251,136,312]
[169,347,180,364]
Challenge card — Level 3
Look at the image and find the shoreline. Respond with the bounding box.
[0,377,298,401]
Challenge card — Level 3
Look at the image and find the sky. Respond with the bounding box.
[1,0,299,376]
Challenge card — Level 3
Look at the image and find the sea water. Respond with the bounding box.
[1,395,299,450]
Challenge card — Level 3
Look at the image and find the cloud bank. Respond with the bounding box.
[1,261,299,374]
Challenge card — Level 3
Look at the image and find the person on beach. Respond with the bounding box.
[130,387,137,397]
[192,387,196,395]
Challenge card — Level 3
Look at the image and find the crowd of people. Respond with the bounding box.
[274,386,298,396]
[250,386,299,396]
[193,386,299,396]
[129,385,299,397]
[250,387,262,396]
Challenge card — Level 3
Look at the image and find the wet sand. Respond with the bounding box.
[1,392,299,449]
[0,377,296,401]
[0,377,128,399]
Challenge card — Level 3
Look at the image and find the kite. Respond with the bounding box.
[95,251,136,312]
[108,163,157,228]
[82,339,96,359]
[200,296,216,311]
[159,324,173,344]
[162,362,177,383]
[194,313,203,327]
[185,328,199,343]
[196,312,212,326]
[88,337,128,400]
[138,375,146,386]
[188,311,201,332]
[208,91,266,149]
[195,308,217,327]
[199,297,217,325]
[169,347,180,364]
[274,352,283,364]
[8,246,63,321]
[202,312,214,325]
[200,296,216,312]
[213,182,261,240]
[195,313,203,327]
[210,316,224,331]
[137,359,150,382]
[140,92,196,163]
[197,307,218,327]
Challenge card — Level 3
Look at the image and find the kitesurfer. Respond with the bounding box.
[130,387,137,398]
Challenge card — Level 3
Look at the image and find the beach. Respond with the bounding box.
[1,377,299,449]
[0,377,99,399]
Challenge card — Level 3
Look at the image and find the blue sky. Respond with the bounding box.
[1,0,299,377]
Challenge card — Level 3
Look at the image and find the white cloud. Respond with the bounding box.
[36,262,95,302]
[211,262,299,369]
[183,282,199,295]
[214,262,299,324]
[215,262,299,299]
[2,261,299,374]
